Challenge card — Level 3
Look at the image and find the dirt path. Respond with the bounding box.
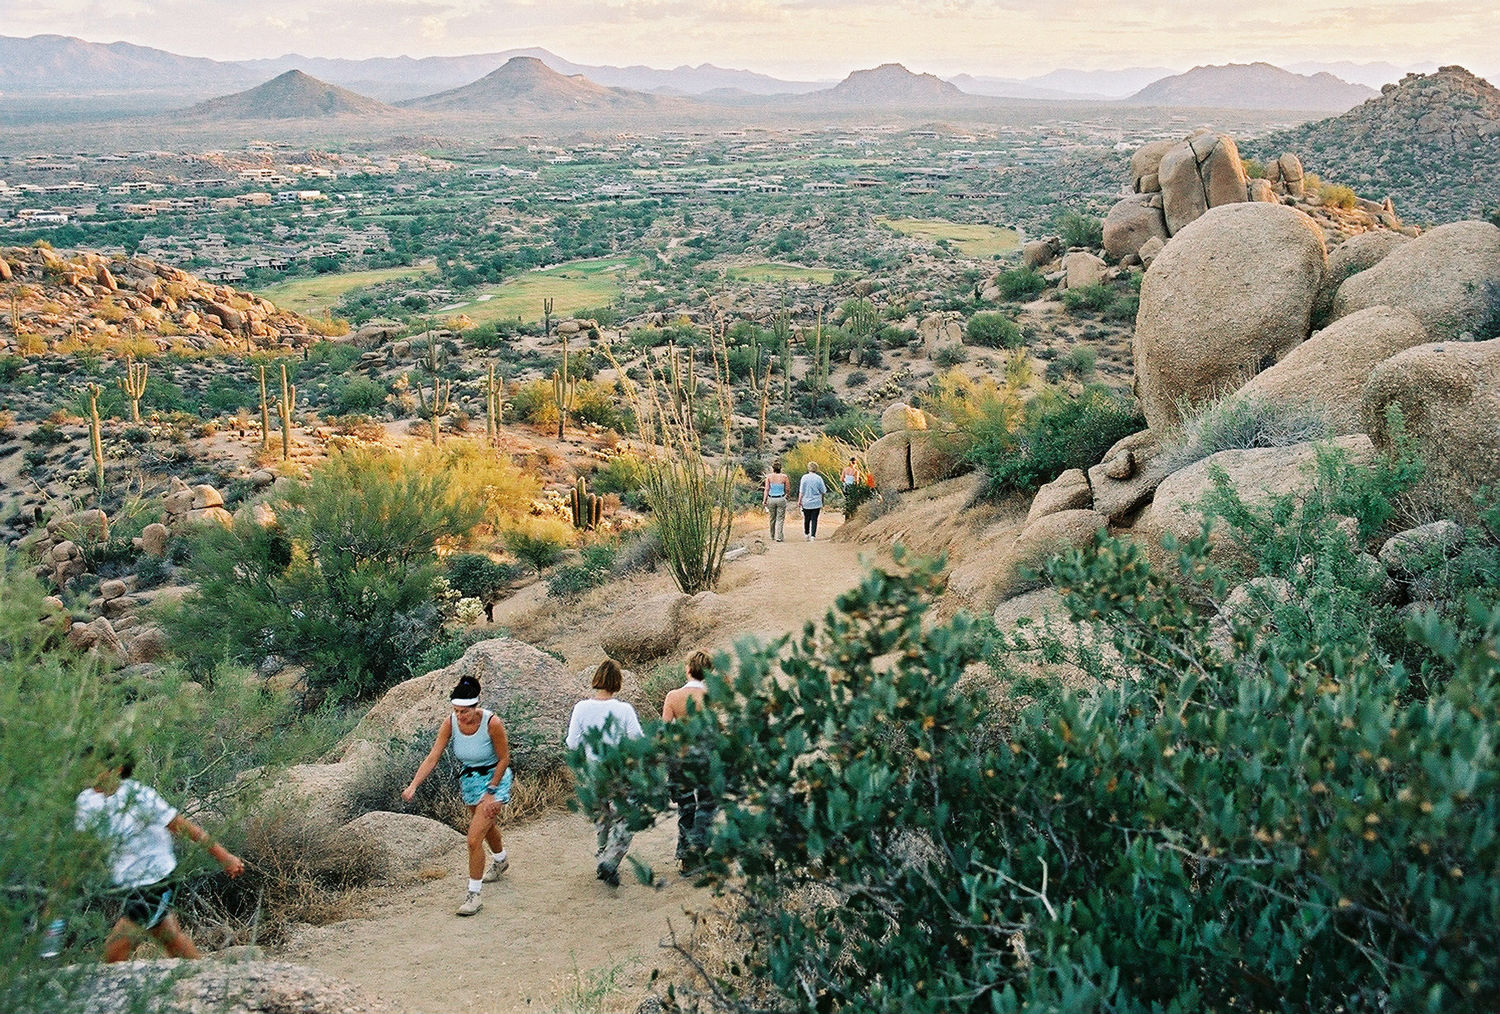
[278,516,884,1013]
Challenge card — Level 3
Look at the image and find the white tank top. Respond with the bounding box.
[449,710,499,769]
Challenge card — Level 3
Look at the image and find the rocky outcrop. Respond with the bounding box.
[868,403,960,492]
[61,958,377,1014]
[163,478,233,530]
[1328,220,1500,341]
[0,246,323,356]
[1026,469,1093,524]
[1022,236,1062,269]
[1087,430,1173,524]
[1362,338,1500,501]
[993,509,1106,602]
[1229,306,1429,433]
[1158,133,1249,236]
[1061,251,1107,290]
[1133,202,1328,430]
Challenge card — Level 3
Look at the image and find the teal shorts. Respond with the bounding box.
[459,766,513,806]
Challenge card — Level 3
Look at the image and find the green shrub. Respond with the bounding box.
[164,449,482,700]
[1055,209,1104,249]
[968,385,1143,502]
[443,553,511,603]
[546,542,619,598]
[331,376,388,415]
[1059,344,1097,378]
[1059,283,1115,314]
[581,452,1500,1011]
[965,312,1024,348]
[503,524,568,574]
[995,266,1046,301]
[822,409,878,448]
[509,378,558,427]
[932,344,968,367]
[591,452,648,501]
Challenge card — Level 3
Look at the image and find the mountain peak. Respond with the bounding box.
[182,69,394,119]
[822,62,966,105]
[1128,62,1376,111]
[402,55,662,113]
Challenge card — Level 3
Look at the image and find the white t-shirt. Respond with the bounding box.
[565,698,644,763]
[74,779,179,889]
[799,472,828,509]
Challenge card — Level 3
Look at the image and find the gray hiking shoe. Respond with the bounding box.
[456,890,483,916]
[484,856,509,882]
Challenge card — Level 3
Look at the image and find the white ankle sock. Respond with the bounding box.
[468,879,483,893]
[493,850,507,863]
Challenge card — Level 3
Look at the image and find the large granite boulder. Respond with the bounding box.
[880,401,928,434]
[1329,220,1500,341]
[1229,306,1430,433]
[1158,133,1249,235]
[1062,250,1108,289]
[908,430,962,488]
[1136,435,1375,564]
[865,431,913,492]
[600,592,691,666]
[1103,195,1171,263]
[1134,202,1328,430]
[342,811,463,876]
[1362,338,1500,501]
[1131,139,1177,193]
[1026,469,1093,524]
[993,509,1106,601]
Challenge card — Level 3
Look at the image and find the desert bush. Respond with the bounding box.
[503,519,572,574]
[1056,209,1105,249]
[1163,393,1334,472]
[573,379,630,432]
[968,384,1142,502]
[546,542,620,599]
[822,408,878,448]
[1318,182,1358,210]
[612,525,665,576]
[1059,282,1115,314]
[331,376,388,415]
[591,451,649,506]
[965,311,1024,348]
[783,436,856,492]
[996,266,1047,301]
[443,553,512,604]
[165,448,483,700]
[1059,343,1097,378]
[411,442,538,540]
[931,344,968,367]
[509,378,559,428]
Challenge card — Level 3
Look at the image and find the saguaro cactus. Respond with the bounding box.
[258,364,271,450]
[552,328,576,441]
[83,382,105,494]
[117,354,148,423]
[416,338,452,445]
[275,362,297,462]
[569,475,603,530]
[484,362,505,444]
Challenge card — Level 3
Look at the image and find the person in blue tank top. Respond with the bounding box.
[403,675,513,917]
[762,459,791,543]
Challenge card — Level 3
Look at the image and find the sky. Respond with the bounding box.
[6,0,1498,81]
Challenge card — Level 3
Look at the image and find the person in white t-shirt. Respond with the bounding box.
[74,748,244,962]
[565,658,643,887]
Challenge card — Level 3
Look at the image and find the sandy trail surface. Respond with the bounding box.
[279,517,884,1013]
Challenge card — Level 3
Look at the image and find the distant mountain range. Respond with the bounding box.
[180,69,397,120]
[0,33,1410,112]
[1126,62,1377,110]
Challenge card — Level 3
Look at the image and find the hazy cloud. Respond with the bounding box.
[4,0,1496,80]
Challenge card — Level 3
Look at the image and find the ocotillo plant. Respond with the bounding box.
[116,354,148,423]
[83,382,105,494]
[275,362,297,462]
[552,328,576,441]
[741,325,775,449]
[258,365,271,450]
[569,475,603,530]
[484,362,505,444]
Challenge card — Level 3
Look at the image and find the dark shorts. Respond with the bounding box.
[115,880,174,930]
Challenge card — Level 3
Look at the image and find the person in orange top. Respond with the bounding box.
[662,650,716,874]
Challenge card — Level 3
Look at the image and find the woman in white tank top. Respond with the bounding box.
[403,675,512,917]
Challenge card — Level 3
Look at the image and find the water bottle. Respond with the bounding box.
[39,919,65,959]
